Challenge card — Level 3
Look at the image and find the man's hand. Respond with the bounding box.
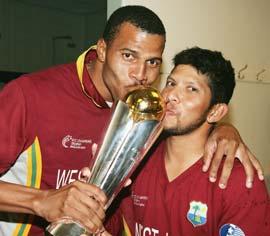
[203,123,264,189]
[34,181,107,233]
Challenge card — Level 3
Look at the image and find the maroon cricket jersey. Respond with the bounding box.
[107,141,270,236]
[0,47,112,235]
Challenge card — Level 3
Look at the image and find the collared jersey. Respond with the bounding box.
[106,142,270,236]
[0,47,111,236]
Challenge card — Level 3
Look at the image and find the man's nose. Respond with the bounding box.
[130,64,147,84]
[163,88,179,104]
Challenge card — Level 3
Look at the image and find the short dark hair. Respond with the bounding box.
[173,47,235,105]
[103,5,166,45]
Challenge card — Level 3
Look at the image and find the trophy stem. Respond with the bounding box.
[46,88,165,236]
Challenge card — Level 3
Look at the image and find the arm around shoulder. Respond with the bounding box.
[203,122,264,189]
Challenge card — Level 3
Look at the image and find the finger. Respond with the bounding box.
[241,153,255,188]
[92,143,98,157]
[202,139,217,172]
[81,182,107,205]
[69,181,107,211]
[236,143,255,188]
[247,148,264,180]
[68,205,104,233]
[124,178,132,187]
[208,140,226,183]
[218,140,238,189]
[75,191,105,221]
[79,167,91,182]
[81,195,106,220]
[70,194,105,233]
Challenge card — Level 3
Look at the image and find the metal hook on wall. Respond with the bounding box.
[237,64,248,80]
[256,69,266,81]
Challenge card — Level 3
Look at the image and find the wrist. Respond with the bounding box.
[32,189,49,217]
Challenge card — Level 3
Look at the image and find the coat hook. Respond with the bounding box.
[256,69,266,81]
[237,64,248,80]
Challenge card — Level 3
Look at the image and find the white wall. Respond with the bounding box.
[114,0,270,187]
[107,0,123,18]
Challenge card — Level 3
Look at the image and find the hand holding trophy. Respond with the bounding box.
[47,86,165,236]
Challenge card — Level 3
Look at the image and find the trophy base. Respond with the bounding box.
[46,220,90,236]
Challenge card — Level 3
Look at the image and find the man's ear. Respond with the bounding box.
[96,38,106,63]
[207,103,228,123]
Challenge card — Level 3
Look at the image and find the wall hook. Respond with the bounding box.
[256,69,266,81]
[237,64,248,80]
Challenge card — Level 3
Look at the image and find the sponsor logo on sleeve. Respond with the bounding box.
[187,201,208,227]
[219,223,245,236]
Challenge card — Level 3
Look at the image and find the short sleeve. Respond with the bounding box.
[0,81,27,173]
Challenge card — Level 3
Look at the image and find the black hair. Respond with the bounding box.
[103,5,166,45]
[173,47,235,105]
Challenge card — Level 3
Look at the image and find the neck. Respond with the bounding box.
[87,60,113,102]
[165,123,211,181]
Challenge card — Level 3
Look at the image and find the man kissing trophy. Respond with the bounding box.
[47,87,165,236]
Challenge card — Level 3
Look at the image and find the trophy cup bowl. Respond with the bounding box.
[46,87,165,236]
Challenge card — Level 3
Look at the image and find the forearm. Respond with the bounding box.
[0,180,45,215]
[0,179,107,232]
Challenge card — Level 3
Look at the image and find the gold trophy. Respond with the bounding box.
[47,87,165,236]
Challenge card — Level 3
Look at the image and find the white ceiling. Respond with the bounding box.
[17,0,107,15]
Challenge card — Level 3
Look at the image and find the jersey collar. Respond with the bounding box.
[76,45,109,108]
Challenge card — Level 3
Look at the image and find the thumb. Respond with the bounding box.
[79,167,91,182]
[92,143,98,157]
[79,143,98,183]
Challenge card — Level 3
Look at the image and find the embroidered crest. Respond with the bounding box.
[187,201,208,227]
[219,223,245,236]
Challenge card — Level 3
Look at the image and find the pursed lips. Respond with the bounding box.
[165,107,177,116]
